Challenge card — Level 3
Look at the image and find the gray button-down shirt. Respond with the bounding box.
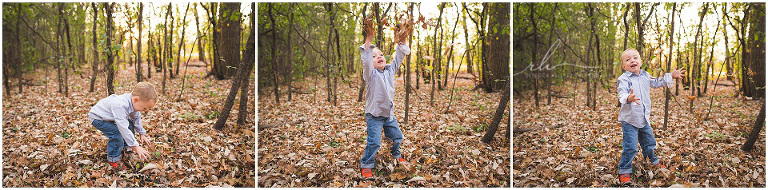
[359,42,410,119]
[617,70,674,128]
[88,93,147,147]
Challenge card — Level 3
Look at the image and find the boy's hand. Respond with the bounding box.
[132,146,151,161]
[138,134,151,145]
[627,89,641,105]
[363,15,375,42]
[394,15,414,44]
[671,68,686,79]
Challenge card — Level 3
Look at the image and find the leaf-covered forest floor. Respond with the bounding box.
[2,62,255,187]
[513,81,765,187]
[258,73,510,187]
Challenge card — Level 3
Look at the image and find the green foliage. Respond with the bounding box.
[205,111,220,120]
[474,124,487,132]
[179,112,199,121]
[705,131,726,141]
[61,131,72,139]
[447,125,468,133]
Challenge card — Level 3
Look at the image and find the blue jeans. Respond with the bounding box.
[618,121,659,174]
[360,113,403,169]
[92,119,136,162]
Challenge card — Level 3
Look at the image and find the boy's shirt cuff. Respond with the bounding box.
[395,42,411,55]
[359,44,376,51]
[662,73,674,87]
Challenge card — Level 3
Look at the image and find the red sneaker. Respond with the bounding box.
[361,168,373,178]
[397,157,407,162]
[655,163,667,169]
[619,174,631,184]
[108,161,127,171]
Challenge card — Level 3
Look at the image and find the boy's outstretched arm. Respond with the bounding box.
[390,42,411,75]
[360,17,375,82]
[390,19,413,75]
[650,68,686,88]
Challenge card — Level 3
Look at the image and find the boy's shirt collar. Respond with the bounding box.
[624,70,646,76]
[125,93,135,113]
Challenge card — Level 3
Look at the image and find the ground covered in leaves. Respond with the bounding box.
[258,74,510,187]
[513,81,765,187]
[2,63,255,187]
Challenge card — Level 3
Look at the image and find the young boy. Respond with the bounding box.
[616,48,685,184]
[358,17,411,178]
[89,82,156,171]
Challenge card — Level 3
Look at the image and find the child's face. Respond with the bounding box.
[132,96,156,112]
[372,48,386,70]
[621,50,643,74]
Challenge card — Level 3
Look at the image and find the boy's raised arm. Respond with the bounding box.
[360,33,374,82]
[390,18,413,75]
[391,42,411,75]
[359,17,375,81]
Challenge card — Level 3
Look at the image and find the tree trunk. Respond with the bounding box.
[219,3,241,78]
[137,3,143,82]
[148,30,154,79]
[723,6,733,83]
[482,2,511,143]
[268,4,279,104]
[690,3,708,112]
[57,6,63,94]
[741,102,765,151]
[703,18,720,96]
[15,3,23,94]
[105,3,115,96]
[63,4,73,96]
[479,3,490,93]
[333,19,342,106]
[462,5,473,75]
[634,3,644,58]
[237,3,256,126]
[589,3,600,111]
[530,3,539,106]
[193,3,207,65]
[482,88,509,143]
[622,3,629,51]
[436,7,445,91]
[175,3,190,76]
[214,13,255,131]
[167,6,175,79]
[430,3,445,106]
[287,3,294,101]
[326,3,335,103]
[663,3,676,129]
[357,3,369,102]
[744,3,765,98]
[202,3,223,80]
[128,32,133,67]
[442,8,460,89]
[161,3,171,95]
[546,4,557,105]
[404,3,414,125]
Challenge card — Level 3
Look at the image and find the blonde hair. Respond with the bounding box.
[132,82,157,102]
[620,48,639,60]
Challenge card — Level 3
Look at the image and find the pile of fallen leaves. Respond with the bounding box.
[2,63,255,187]
[258,74,510,187]
[513,81,765,187]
